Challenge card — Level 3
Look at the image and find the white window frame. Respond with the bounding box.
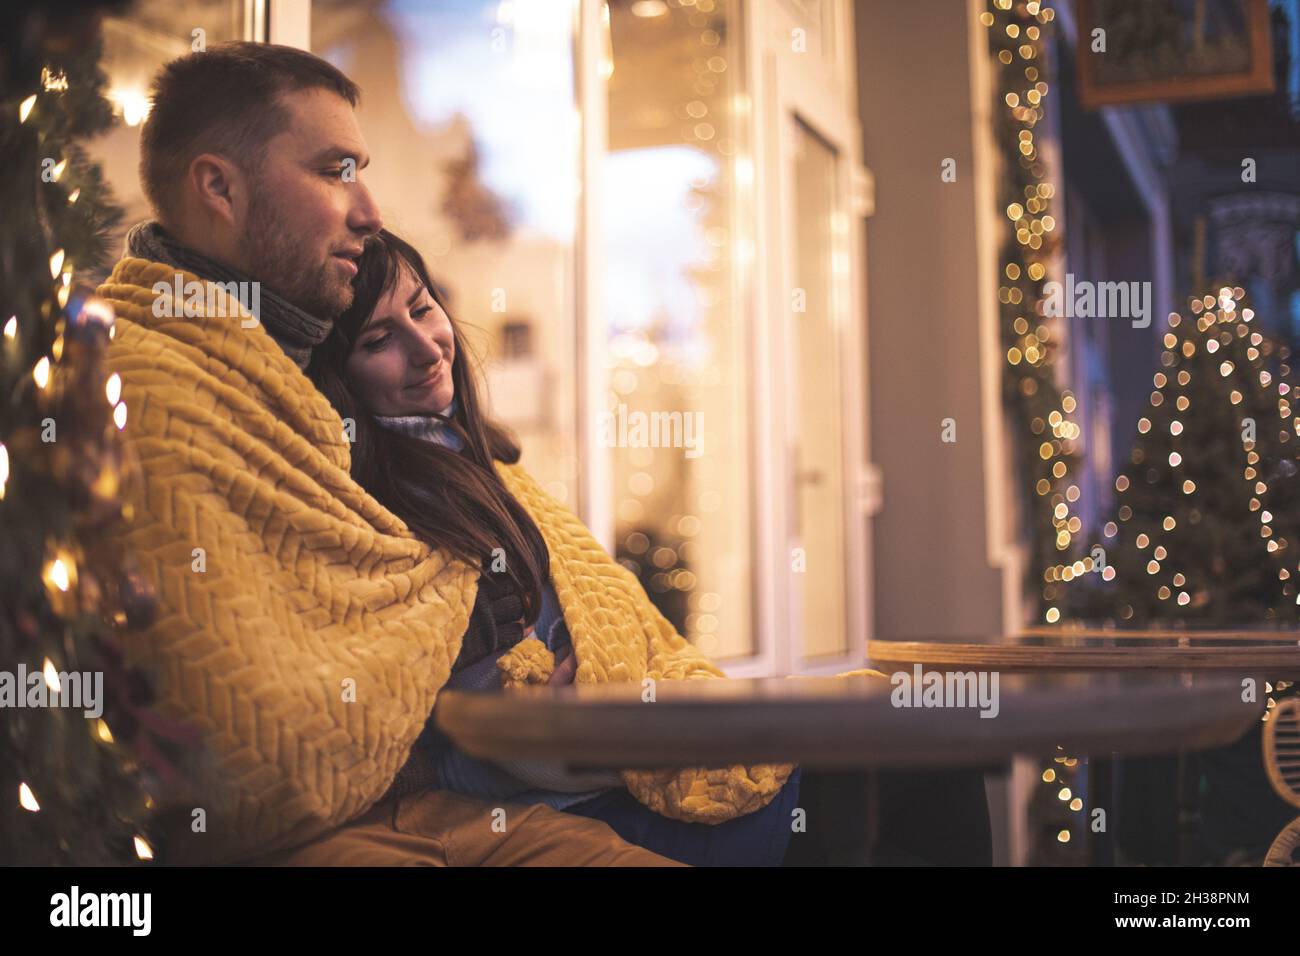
[729,0,875,677]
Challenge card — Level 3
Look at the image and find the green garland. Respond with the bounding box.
[0,12,165,865]
[982,0,1084,622]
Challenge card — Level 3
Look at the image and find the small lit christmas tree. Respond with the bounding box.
[1071,287,1300,626]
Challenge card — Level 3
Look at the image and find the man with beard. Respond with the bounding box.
[123,42,379,365]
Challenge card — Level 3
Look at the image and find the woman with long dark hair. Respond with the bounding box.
[306,230,801,866]
[308,235,549,628]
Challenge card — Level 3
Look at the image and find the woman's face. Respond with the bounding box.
[344,262,456,417]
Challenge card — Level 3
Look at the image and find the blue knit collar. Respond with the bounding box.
[373,397,464,451]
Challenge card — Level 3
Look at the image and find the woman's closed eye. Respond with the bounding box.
[361,331,392,352]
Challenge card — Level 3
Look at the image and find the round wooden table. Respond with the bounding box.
[436,671,1263,771]
[868,628,1300,675]
[437,670,1268,865]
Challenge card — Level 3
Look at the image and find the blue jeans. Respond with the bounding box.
[563,767,802,867]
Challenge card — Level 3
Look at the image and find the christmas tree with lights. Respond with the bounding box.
[0,2,193,864]
[1071,288,1300,627]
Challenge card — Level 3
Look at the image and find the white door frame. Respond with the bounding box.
[769,0,874,677]
[724,0,876,678]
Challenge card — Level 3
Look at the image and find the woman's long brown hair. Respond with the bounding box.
[306,229,551,625]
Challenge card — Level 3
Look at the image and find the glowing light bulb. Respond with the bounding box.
[18,782,39,812]
[42,658,61,692]
[110,88,151,127]
[44,557,69,592]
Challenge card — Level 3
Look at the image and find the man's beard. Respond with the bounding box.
[239,193,353,318]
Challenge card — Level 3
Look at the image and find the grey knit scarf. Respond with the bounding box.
[125,220,332,370]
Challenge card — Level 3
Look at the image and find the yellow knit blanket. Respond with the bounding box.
[97,258,868,864]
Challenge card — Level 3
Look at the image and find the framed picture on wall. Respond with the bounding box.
[1076,0,1275,109]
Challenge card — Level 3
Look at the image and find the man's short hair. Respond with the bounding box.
[140,41,360,224]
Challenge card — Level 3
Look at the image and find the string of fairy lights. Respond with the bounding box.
[980,1,1089,632]
[5,62,155,860]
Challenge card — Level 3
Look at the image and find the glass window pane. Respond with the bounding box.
[790,115,847,660]
[312,0,581,505]
[604,0,754,660]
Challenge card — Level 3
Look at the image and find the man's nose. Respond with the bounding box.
[347,180,383,237]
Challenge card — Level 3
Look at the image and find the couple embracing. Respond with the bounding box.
[98,41,822,867]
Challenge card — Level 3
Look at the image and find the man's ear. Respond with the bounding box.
[186,152,244,228]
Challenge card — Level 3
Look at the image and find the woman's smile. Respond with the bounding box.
[406,367,445,391]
